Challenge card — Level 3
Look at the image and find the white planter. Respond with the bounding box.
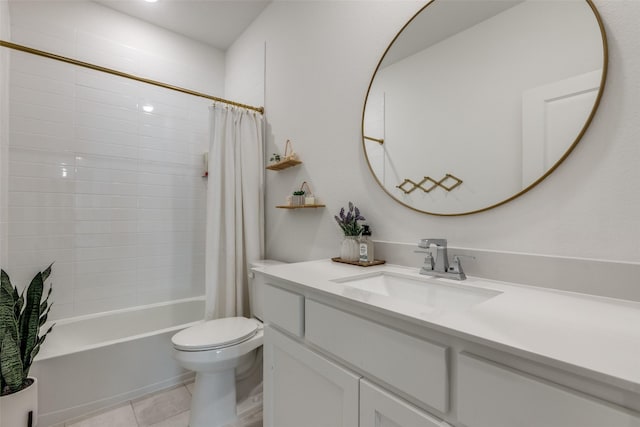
[1,377,38,427]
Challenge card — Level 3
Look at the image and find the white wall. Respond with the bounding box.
[3,1,223,319]
[0,1,9,267]
[226,0,640,295]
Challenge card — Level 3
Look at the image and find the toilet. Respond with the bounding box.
[172,260,283,427]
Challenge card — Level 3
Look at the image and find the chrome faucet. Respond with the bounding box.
[416,238,468,280]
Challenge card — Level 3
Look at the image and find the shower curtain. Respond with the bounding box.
[205,104,264,320]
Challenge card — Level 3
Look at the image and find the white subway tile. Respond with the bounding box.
[76,181,138,196]
[9,176,75,194]
[8,221,75,237]
[74,257,137,276]
[9,248,73,266]
[75,208,137,221]
[76,126,139,147]
[75,155,138,172]
[9,206,74,222]
[8,132,75,152]
[10,72,75,97]
[76,85,138,109]
[74,272,137,292]
[10,101,75,124]
[76,112,138,135]
[9,115,75,140]
[10,52,76,84]
[8,147,75,166]
[9,162,76,180]
[74,233,137,248]
[75,140,138,159]
[10,85,74,111]
[75,284,137,303]
[73,297,138,317]
[75,194,137,208]
[9,192,75,208]
[9,235,73,251]
[74,245,139,262]
[75,167,138,184]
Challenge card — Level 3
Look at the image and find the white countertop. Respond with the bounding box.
[257,259,640,393]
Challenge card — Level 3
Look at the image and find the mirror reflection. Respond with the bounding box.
[363,0,606,215]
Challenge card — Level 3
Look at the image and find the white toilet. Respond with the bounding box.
[172,260,283,427]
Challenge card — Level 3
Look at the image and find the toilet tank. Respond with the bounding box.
[249,260,285,321]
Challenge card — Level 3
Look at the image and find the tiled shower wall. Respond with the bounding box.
[2,1,225,320]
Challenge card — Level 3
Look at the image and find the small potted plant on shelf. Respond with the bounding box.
[1,264,55,427]
[269,153,281,163]
[292,190,305,206]
[334,202,365,262]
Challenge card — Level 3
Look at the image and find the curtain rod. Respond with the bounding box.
[0,40,265,114]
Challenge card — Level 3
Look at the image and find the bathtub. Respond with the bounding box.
[31,297,205,427]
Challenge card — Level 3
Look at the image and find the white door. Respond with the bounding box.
[360,380,448,427]
[263,326,360,427]
[521,69,602,186]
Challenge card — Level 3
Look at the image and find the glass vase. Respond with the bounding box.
[340,236,360,262]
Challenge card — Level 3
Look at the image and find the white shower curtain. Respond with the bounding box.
[205,104,264,320]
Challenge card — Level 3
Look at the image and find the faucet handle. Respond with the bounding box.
[419,238,447,249]
[449,254,475,276]
[414,250,435,272]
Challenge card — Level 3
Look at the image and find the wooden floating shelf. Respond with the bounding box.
[276,204,326,209]
[266,158,302,171]
[331,257,386,267]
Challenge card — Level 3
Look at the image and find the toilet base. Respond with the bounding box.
[189,369,237,427]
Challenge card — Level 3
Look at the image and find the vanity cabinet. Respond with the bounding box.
[259,275,640,427]
[263,325,360,427]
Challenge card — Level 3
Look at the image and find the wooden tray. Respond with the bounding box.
[331,257,386,267]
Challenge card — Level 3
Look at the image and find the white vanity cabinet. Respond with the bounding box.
[259,272,640,427]
[263,325,360,427]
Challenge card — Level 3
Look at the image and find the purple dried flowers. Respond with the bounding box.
[334,201,365,236]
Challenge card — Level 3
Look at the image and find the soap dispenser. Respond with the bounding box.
[359,225,374,263]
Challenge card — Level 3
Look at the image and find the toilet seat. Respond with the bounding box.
[172,317,259,352]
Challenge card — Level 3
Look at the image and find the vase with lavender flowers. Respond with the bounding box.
[334,202,365,262]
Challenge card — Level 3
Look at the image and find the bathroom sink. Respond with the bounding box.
[331,271,501,312]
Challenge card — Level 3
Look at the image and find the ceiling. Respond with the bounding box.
[93,0,271,51]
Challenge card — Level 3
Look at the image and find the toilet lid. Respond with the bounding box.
[172,317,259,351]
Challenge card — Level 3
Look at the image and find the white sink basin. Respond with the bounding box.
[332,271,501,312]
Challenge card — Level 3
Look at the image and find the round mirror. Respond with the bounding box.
[363,0,607,216]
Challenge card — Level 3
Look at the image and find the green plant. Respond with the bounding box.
[0,264,54,396]
[293,190,305,196]
[270,153,281,163]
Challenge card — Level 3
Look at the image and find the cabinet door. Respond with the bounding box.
[263,325,360,427]
[360,380,449,427]
[458,352,640,427]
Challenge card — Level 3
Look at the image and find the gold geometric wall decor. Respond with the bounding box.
[396,174,463,194]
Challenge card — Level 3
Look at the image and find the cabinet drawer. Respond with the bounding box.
[305,300,449,413]
[361,380,449,427]
[263,283,304,337]
[458,352,640,427]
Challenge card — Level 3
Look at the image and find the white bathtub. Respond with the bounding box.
[31,297,205,427]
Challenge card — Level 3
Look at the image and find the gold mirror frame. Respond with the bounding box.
[362,0,608,216]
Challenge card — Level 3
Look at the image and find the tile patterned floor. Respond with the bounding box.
[59,381,263,427]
